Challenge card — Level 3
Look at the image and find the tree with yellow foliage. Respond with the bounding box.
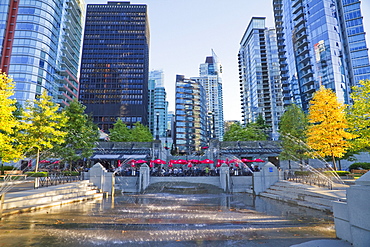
[0,72,24,163]
[21,91,67,172]
[347,79,370,152]
[306,86,354,170]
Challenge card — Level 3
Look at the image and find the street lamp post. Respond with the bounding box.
[156,112,159,140]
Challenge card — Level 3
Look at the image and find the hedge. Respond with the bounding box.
[323,171,350,176]
[62,171,80,176]
[294,171,312,176]
[348,162,370,170]
[25,172,48,177]
[2,166,15,171]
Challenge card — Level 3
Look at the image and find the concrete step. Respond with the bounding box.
[4,183,97,203]
[3,189,99,210]
[2,180,102,211]
[259,180,347,212]
[260,191,332,212]
[262,187,334,208]
[2,193,103,217]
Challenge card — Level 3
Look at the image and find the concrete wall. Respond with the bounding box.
[88,163,114,195]
[253,162,280,195]
[231,176,253,193]
[333,172,370,246]
[115,177,138,193]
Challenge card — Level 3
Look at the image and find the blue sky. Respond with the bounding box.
[84,0,370,121]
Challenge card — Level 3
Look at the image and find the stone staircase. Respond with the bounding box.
[1,180,103,217]
[259,180,347,212]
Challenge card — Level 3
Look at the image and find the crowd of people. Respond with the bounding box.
[116,164,260,177]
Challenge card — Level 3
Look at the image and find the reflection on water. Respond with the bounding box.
[0,185,336,247]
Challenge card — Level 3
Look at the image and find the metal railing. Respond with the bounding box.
[285,172,333,189]
[35,172,84,188]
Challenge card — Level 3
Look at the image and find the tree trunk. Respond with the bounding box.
[332,155,337,171]
[35,148,40,173]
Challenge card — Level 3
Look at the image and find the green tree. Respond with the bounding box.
[109,118,131,142]
[223,122,267,141]
[279,104,309,163]
[21,91,67,172]
[347,79,370,152]
[306,86,354,170]
[0,72,24,163]
[52,100,99,168]
[130,122,153,142]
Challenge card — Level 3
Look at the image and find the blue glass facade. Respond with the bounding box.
[192,50,224,141]
[239,17,283,140]
[0,0,83,107]
[79,2,150,131]
[339,0,370,88]
[175,75,207,154]
[273,0,370,112]
[148,70,168,139]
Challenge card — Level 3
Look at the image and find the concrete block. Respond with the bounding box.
[334,213,352,243]
[333,201,349,221]
[351,225,370,247]
[347,186,370,231]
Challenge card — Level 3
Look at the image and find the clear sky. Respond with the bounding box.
[84,0,370,122]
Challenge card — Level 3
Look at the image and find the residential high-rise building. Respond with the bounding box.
[273,0,370,112]
[174,75,207,154]
[79,1,149,131]
[191,50,224,141]
[148,70,168,140]
[239,17,283,140]
[0,0,84,106]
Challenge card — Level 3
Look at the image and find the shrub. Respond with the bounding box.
[348,162,370,170]
[62,171,79,176]
[323,171,350,176]
[25,172,48,177]
[2,166,14,171]
[294,171,312,176]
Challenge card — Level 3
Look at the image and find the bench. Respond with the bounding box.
[346,169,369,179]
[0,170,28,180]
[346,174,358,179]
[351,169,369,174]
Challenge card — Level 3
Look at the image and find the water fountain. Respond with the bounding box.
[0,183,337,246]
[279,134,346,187]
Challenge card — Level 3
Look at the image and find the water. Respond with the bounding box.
[0,188,336,247]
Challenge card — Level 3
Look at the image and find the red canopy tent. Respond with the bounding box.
[228,159,241,164]
[135,159,147,164]
[241,158,254,163]
[151,159,166,164]
[176,159,188,164]
[200,159,214,164]
[252,159,265,162]
[188,159,200,164]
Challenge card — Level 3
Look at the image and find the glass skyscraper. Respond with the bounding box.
[273,0,370,112]
[0,0,84,107]
[148,70,168,139]
[191,50,225,141]
[175,75,207,154]
[79,1,150,132]
[239,17,283,140]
